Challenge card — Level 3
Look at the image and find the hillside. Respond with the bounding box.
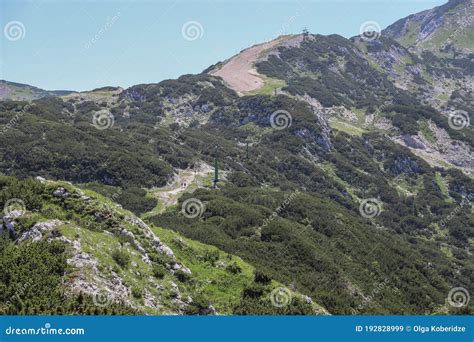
[0,0,473,316]
[1,85,472,314]
[0,176,321,315]
[0,80,75,101]
[383,0,474,55]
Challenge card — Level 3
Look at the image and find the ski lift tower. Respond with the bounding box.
[212,145,220,188]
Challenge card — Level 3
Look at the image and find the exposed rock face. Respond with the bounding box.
[393,122,474,175]
[124,215,192,275]
[172,262,192,275]
[401,135,427,150]
[53,187,69,198]
[162,93,212,126]
[66,238,133,308]
[35,176,46,183]
[144,288,162,310]
[118,228,150,264]
[383,0,474,54]
[294,94,333,152]
[126,216,175,258]
[327,106,358,123]
[150,236,175,257]
[200,305,218,316]
[1,215,17,238]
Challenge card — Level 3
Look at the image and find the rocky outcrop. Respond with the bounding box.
[18,220,63,242]
[66,238,133,308]
[393,122,474,175]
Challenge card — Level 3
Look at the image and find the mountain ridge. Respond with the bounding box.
[0,80,76,101]
[383,0,474,54]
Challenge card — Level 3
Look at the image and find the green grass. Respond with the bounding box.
[142,169,215,219]
[41,179,257,315]
[398,22,420,47]
[58,222,170,314]
[151,226,256,314]
[440,245,453,258]
[45,179,314,314]
[351,107,366,126]
[390,179,416,197]
[329,119,367,136]
[319,162,358,198]
[419,120,436,144]
[434,172,451,201]
[246,76,286,96]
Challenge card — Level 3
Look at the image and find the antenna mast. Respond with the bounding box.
[302,27,309,41]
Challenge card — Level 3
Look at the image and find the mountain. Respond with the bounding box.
[208,30,473,174]
[0,176,321,315]
[0,80,75,101]
[0,0,473,315]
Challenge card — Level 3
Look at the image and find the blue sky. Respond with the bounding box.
[1,0,445,91]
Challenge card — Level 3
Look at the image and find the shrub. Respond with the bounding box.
[111,249,130,268]
[131,286,143,299]
[152,264,166,279]
[254,270,271,285]
[175,270,191,283]
[203,250,219,266]
[226,262,242,275]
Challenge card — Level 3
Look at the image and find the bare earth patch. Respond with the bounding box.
[211,35,300,94]
[144,162,214,217]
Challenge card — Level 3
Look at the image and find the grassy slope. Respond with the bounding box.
[1,177,322,315]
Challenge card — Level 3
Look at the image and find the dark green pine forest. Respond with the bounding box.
[0,0,473,316]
